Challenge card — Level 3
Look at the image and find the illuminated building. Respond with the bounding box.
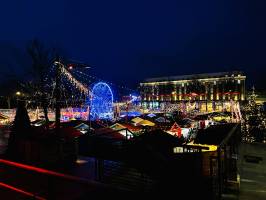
[139,71,246,112]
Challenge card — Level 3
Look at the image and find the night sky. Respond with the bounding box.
[0,0,266,91]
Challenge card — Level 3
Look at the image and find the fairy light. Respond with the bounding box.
[72,69,138,93]
[60,66,89,95]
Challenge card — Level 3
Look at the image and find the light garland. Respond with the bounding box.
[72,69,138,93]
[60,64,89,95]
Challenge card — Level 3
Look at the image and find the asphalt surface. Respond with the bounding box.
[238,142,266,200]
[223,142,266,199]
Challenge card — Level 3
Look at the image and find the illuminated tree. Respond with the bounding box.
[243,87,266,142]
[25,39,57,123]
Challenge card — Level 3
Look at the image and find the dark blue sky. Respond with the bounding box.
[0,0,266,90]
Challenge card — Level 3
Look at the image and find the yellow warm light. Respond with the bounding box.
[76,159,88,165]
[187,142,218,152]
[213,116,230,122]
[140,76,246,86]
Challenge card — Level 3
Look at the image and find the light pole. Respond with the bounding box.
[88,95,92,132]
[54,55,61,132]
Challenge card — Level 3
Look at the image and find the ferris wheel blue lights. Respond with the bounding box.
[90,82,114,120]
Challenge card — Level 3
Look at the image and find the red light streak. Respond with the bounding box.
[0,182,46,200]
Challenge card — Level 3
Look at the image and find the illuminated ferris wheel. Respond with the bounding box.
[90,82,114,120]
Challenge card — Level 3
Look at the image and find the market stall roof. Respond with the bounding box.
[94,128,126,140]
[74,123,89,129]
[110,123,126,130]
[119,123,141,131]
[147,113,156,118]
[155,117,170,123]
[193,114,209,120]
[137,119,155,126]
[136,129,183,147]
[60,127,82,139]
[31,119,46,127]
[74,123,91,134]
[110,122,141,131]
[194,124,236,145]
[131,117,144,124]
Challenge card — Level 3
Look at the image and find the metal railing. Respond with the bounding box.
[0,159,127,199]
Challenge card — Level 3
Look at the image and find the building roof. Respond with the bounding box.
[141,71,245,83]
[118,123,142,131]
[194,123,236,145]
[94,127,126,140]
[137,119,155,126]
[131,117,144,124]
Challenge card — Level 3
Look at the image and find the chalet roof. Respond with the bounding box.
[94,128,126,140]
[118,123,141,131]
[137,119,155,126]
[194,124,236,145]
[131,117,144,124]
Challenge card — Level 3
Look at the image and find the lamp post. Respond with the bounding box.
[54,55,61,132]
[88,95,92,132]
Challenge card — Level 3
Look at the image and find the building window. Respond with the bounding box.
[237,80,241,84]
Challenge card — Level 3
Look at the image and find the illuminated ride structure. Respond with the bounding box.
[55,62,115,120]
[89,82,114,120]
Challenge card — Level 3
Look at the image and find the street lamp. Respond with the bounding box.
[15,91,23,107]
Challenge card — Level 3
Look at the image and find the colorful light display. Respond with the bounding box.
[60,64,89,95]
[89,82,114,120]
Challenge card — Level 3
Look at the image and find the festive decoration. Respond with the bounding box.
[60,64,89,95]
[89,82,114,120]
[230,100,242,122]
[170,122,182,138]
[72,69,137,93]
[242,86,266,142]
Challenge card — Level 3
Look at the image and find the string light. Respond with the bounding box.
[72,69,138,93]
[60,65,89,95]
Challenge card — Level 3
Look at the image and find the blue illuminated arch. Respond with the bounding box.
[90,82,114,120]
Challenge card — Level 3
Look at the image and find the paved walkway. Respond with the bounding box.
[223,142,266,199]
[238,142,266,199]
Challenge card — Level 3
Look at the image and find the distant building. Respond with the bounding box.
[139,71,246,112]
